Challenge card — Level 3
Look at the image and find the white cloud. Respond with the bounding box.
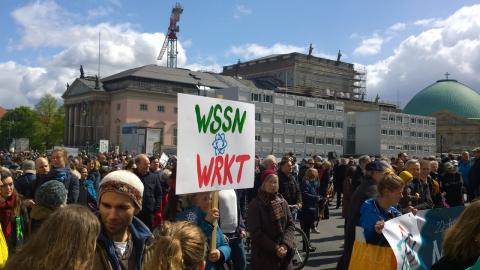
[388,22,406,32]
[367,4,480,107]
[234,4,252,19]
[87,6,115,19]
[1,0,194,108]
[413,18,438,27]
[229,43,305,59]
[353,34,385,56]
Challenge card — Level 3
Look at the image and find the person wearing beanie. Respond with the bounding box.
[94,170,154,270]
[399,171,413,184]
[30,180,68,234]
[247,171,295,269]
[14,160,36,199]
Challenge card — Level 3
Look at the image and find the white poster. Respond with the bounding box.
[99,140,109,153]
[159,152,169,167]
[176,93,255,194]
[382,213,424,270]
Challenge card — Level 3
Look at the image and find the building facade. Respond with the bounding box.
[217,87,345,158]
[355,111,437,157]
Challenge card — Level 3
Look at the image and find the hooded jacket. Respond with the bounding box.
[94,217,153,270]
[45,167,79,204]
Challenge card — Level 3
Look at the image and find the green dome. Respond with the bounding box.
[404,79,480,118]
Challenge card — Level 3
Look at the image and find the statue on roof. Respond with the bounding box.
[80,65,85,78]
[375,94,380,103]
[308,43,314,56]
[95,75,99,89]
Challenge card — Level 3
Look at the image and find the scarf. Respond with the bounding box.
[258,189,285,235]
[0,194,16,240]
[49,167,70,183]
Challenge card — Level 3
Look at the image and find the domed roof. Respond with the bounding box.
[404,79,480,118]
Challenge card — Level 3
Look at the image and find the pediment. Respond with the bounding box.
[62,79,94,98]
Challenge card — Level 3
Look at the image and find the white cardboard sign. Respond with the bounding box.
[176,93,255,194]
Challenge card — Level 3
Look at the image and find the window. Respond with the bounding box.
[381,115,388,121]
[389,130,395,136]
[317,104,325,110]
[335,139,343,146]
[396,116,402,123]
[255,135,261,142]
[336,106,344,112]
[116,103,121,111]
[424,146,429,152]
[418,132,422,138]
[251,93,261,102]
[173,128,177,145]
[335,122,343,129]
[140,104,148,111]
[316,120,325,127]
[296,100,305,107]
[411,118,416,124]
[316,137,324,145]
[285,118,295,124]
[388,145,395,150]
[327,104,335,111]
[326,121,334,128]
[295,120,305,125]
[159,128,164,144]
[410,145,416,151]
[431,121,436,126]
[403,145,409,150]
[381,129,387,135]
[306,119,315,126]
[157,105,165,112]
[418,119,423,124]
[396,130,402,136]
[417,145,423,151]
[424,120,430,125]
[424,132,429,138]
[174,107,178,113]
[295,137,304,144]
[431,133,436,139]
[263,95,273,103]
[326,138,334,145]
[389,115,395,122]
[410,131,417,137]
[306,136,315,144]
[255,113,262,122]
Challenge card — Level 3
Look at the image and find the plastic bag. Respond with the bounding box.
[348,227,396,270]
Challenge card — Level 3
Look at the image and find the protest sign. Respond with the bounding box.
[383,207,465,270]
[176,93,255,195]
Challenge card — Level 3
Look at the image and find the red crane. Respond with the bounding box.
[157,3,183,68]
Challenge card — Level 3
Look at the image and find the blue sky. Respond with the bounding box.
[1,0,480,108]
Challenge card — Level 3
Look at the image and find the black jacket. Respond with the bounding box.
[431,256,477,270]
[277,170,302,206]
[469,158,480,191]
[441,172,463,207]
[135,170,163,214]
[14,173,36,198]
[45,167,79,204]
[351,166,365,191]
[337,175,378,270]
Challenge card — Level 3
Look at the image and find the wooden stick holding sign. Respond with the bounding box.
[210,191,219,251]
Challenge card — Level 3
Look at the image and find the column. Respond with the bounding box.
[64,105,69,145]
[73,104,78,147]
[68,105,74,146]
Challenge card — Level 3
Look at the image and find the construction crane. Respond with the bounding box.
[157,3,183,68]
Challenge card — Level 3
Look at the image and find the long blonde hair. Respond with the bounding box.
[442,200,480,262]
[4,205,100,270]
[144,221,206,270]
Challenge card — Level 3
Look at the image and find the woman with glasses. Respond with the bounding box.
[359,174,404,245]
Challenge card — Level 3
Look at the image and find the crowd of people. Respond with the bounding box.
[0,148,479,269]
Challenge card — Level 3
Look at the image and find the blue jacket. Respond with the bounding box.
[96,217,152,270]
[177,207,231,270]
[360,199,401,245]
[46,167,79,203]
[458,160,471,186]
[301,179,320,219]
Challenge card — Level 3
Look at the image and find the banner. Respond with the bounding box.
[99,139,109,153]
[382,206,465,270]
[176,94,255,195]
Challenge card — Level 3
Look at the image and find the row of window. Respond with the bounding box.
[380,129,436,139]
[254,113,343,128]
[135,104,177,113]
[250,93,343,111]
[380,114,435,126]
[382,144,432,152]
[255,135,343,146]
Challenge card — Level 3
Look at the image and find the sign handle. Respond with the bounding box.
[210,191,219,251]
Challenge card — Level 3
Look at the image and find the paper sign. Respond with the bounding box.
[176,94,255,194]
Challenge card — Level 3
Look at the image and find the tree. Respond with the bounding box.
[0,106,36,149]
[34,94,64,150]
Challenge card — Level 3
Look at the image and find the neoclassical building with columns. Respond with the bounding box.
[62,65,252,152]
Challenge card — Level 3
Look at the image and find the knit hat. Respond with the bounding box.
[35,180,68,210]
[260,169,277,183]
[366,160,387,171]
[398,171,413,184]
[99,170,144,210]
[21,160,36,174]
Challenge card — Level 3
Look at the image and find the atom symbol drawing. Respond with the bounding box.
[212,133,228,155]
